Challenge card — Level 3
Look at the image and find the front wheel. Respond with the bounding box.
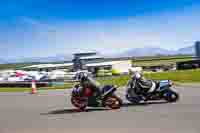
[164,90,179,103]
[103,95,122,109]
[71,96,88,110]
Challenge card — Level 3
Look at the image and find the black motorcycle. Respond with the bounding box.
[71,84,122,110]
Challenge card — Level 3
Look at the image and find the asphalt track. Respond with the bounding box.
[0,85,200,133]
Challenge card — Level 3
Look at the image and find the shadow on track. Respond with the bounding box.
[41,108,109,115]
[41,101,168,115]
[122,101,168,107]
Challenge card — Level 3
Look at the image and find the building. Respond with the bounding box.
[195,41,200,58]
[176,41,200,70]
[71,52,134,76]
[86,60,132,75]
[72,52,104,71]
[22,63,73,72]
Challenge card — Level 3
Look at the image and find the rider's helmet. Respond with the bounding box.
[134,71,142,79]
[77,72,88,82]
[133,70,143,80]
[128,67,143,79]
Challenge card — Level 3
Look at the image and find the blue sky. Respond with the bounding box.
[1,0,200,59]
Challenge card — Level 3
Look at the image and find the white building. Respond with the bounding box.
[86,60,134,75]
[22,63,73,72]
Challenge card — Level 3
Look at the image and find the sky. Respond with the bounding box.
[1,0,200,59]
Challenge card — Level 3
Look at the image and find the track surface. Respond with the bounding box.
[0,85,200,133]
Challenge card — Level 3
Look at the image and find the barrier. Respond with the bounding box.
[0,81,49,88]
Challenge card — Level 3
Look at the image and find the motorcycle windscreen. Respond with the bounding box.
[159,80,170,88]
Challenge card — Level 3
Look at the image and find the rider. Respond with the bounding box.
[77,72,102,98]
[128,69,157,98]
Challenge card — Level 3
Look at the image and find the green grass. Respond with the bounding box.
[133,58,192,67]
[0,63,38,70]
[97,76,131,87]
[0,87,32,92]
[0,83,75,92]
[132,55,193,67]
[133,55,193,61]
[144,69,200,82]
[98,69,200,87]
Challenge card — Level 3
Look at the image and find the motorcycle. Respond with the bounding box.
[71,84,122,110]
[126,79,179,104]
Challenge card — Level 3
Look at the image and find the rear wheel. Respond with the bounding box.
[164,90,179,103]
[103,95,122,109]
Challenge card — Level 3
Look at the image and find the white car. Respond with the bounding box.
[7,76,25,82]
[26,71,48,81]
[0,77,5,82]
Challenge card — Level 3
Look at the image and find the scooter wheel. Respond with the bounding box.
[164,90,179,103]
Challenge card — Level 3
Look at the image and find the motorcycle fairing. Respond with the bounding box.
[159,80,170,90]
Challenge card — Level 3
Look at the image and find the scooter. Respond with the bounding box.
[126,79,179,104]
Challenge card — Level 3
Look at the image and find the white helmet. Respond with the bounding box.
[129,67,142,74]
[134,72,142,79]
[132,70,143,79]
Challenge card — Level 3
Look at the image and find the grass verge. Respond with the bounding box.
[98,69,200,86]
[0,83,75,92]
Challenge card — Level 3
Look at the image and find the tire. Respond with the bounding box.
[126,94,141,104]
[71,96,88,110]
[103,95,122,109]
[164,90,179,103]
